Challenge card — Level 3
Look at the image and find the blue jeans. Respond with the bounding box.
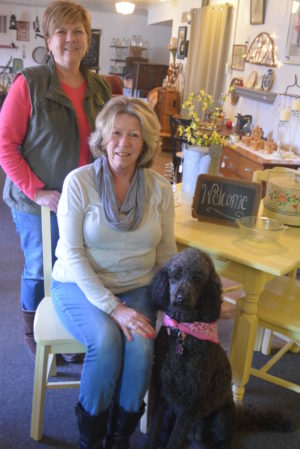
[50,280,155,416]
[11,209,59,311]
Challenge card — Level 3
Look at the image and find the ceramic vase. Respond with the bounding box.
[182,145,222,194]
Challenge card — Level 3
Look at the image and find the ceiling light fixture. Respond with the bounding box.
[115,2,135,15]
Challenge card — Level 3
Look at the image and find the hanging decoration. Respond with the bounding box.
[245,32,278,67]
[167,37,179,88]
[9,14,17,30]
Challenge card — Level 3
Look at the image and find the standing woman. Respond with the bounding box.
[0,1,111,358]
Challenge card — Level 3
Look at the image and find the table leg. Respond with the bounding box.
[229,270,266,402]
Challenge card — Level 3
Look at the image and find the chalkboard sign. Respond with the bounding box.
[82,29,101,70]
[192,175,262,227]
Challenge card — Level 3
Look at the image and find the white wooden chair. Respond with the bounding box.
[249,275,300,393]
[253,167,300,354]
[30,206,86,441]
[31,206,149,440]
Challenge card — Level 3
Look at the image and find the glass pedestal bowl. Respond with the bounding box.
[236,216,288,243]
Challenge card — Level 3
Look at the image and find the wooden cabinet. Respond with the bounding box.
[220,143,300,180]
[131,63,168,98]
[157,88,180,134]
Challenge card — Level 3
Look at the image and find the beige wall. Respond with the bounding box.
[1,0,299,153]
[0,3,171,74]
[150,0,300,154]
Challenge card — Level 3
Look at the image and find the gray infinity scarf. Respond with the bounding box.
[94,157,145,231]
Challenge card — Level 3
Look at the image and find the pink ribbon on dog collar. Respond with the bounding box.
[163,314,219,344]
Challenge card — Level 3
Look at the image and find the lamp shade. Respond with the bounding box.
[115,2,135,15]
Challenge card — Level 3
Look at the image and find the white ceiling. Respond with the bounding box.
[5,0,173,15]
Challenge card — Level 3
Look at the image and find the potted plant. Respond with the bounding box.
[179,90,225,148]
[178,90,226,194]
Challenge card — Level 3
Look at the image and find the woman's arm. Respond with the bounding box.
[55,170,120,314]
[156,182,177,267]
[0,75,45,200]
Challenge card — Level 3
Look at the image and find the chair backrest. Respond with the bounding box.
[252,166,300,183]
[103,74,123,95]
[169,114,191,162]
[253,166,300,197]
[41,206,52,297]
[147,87,159,115]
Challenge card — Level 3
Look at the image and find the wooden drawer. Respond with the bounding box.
[237,157,261,180]
[220,147,239,176]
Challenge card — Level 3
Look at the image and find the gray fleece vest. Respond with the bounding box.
[3,57,111,213]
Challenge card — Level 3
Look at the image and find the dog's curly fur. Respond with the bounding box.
[145,248,293,449]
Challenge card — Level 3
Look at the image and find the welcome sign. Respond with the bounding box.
[192,175,262,226]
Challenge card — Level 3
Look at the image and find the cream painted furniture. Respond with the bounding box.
[253,167,300,354]
[174,187,300,402]
[31,206,149,440]
[249,275,300,393]
[31,206,87,441]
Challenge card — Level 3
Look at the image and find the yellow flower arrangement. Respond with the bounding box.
[179,90,226,148]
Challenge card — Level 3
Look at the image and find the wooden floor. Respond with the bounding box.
[152,149,172,176]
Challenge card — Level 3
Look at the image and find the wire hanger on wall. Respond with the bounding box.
[279,75,300,99]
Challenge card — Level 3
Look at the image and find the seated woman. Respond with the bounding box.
[50,96,177,449]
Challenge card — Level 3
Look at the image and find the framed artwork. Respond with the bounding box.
[177,26,187,59]
[231,44,247,71]
[285,0,300,64]
[82,29,102,70]
[250,0,266,25]
[16,21,30,41]
[12,58,23,73]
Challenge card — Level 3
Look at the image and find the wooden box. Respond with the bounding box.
[157,88,180,134]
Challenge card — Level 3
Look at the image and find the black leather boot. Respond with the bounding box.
[105,402,145,449]
[22,310,36,359]
[76,402,109,449]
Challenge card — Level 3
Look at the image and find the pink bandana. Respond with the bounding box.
[163,313,219,344]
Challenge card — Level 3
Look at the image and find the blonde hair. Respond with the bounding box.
[89,96,161,168]
[42,0,91,50]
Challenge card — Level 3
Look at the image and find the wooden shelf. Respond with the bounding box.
[0,44,18,49]
[234,86,277,104]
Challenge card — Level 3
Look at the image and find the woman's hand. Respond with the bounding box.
[34,189,61,213]
[111,303,156,342]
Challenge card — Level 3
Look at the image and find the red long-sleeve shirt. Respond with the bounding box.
[0,74,91,200]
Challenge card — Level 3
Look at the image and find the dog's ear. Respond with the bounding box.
[148,266,170,312]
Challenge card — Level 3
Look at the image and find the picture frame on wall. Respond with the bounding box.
[250,0,266,25]
[231,44,247,71]
[82,29,101,70]
[12,58,23,73]
[177,26,187,59]
[285,0,300,64]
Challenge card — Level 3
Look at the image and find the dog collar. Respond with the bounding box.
[163,313,219,344]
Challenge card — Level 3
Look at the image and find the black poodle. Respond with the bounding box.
[145,248,293,449]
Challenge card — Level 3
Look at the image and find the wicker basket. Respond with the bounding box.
[128,46,143,57]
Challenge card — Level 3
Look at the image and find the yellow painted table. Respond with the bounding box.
[174,189,300,402]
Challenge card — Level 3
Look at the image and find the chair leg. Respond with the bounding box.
[140,391,149,434]
[30,343,50,440]
[47,353,57,378]
[261,329,273,355]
